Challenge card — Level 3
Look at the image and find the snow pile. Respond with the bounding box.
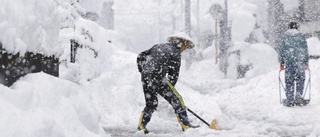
[238,42,278,78]
[89,48,141,127]
[310,123,320,137]
[0,0,97,56]
[307,37,320,56]
[0,0,111,136]
[195,0,258,43]
[0,0,60,55]
[197,0,272,79]
[229,0,258,42]
[59,17,124,84]
[0,73,108,137]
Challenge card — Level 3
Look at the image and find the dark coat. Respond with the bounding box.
[278,29,309,66]
[137,42,181,86]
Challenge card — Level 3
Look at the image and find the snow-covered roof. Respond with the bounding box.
[0,0,92,57]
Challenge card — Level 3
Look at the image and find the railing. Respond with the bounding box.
[309,55,320,60]
[70,39,98,63]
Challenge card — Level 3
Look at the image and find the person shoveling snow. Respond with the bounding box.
[136,32,200,134]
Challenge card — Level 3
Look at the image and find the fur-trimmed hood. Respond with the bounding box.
[167,32,195,48]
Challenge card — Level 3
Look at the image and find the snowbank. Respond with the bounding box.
[307,37,320,56]
[238,42,278,79]
[0,73,108,137]
[88,47,142,128]
[59,16,123,84]
[0,0,98,56]
[229,0,258,42]
[0,0,61,55]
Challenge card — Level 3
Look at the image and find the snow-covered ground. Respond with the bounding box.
[2,44,320,137]
[1,0,320,137]
[95,47,320,137]
[2,39,320,137]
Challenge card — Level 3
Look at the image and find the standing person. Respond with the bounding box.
[136,32,199,134]
[278,22,309,107]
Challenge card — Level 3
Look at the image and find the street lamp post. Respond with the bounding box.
[209,4,223,65]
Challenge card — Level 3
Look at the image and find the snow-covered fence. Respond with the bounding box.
[70,39,98,63]
[0,42,59,86]
[71,39,80,63]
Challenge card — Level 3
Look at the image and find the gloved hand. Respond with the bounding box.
[280,65,284,70]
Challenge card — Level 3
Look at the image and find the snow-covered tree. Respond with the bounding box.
[267,0,287,51]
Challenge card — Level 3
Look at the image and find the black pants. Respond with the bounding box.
[141,72,184,115]
[285,63,306,103]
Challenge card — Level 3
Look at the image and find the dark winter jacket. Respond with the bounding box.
[137,42,181,86]
[278,29,309,66]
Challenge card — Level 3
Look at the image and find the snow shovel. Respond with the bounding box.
[278,69,311,105]
[186,107,218,129]
[166,81,218,129]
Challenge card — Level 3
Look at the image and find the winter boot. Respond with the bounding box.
[295,98,310,106]
[282,99,294,107]
[137,112,151,134]
[176,109,200,131]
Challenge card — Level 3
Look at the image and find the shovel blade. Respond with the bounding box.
[209,119,218,129]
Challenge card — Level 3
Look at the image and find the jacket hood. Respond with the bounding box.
[167,32,195,48]
[285,29,301,36]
